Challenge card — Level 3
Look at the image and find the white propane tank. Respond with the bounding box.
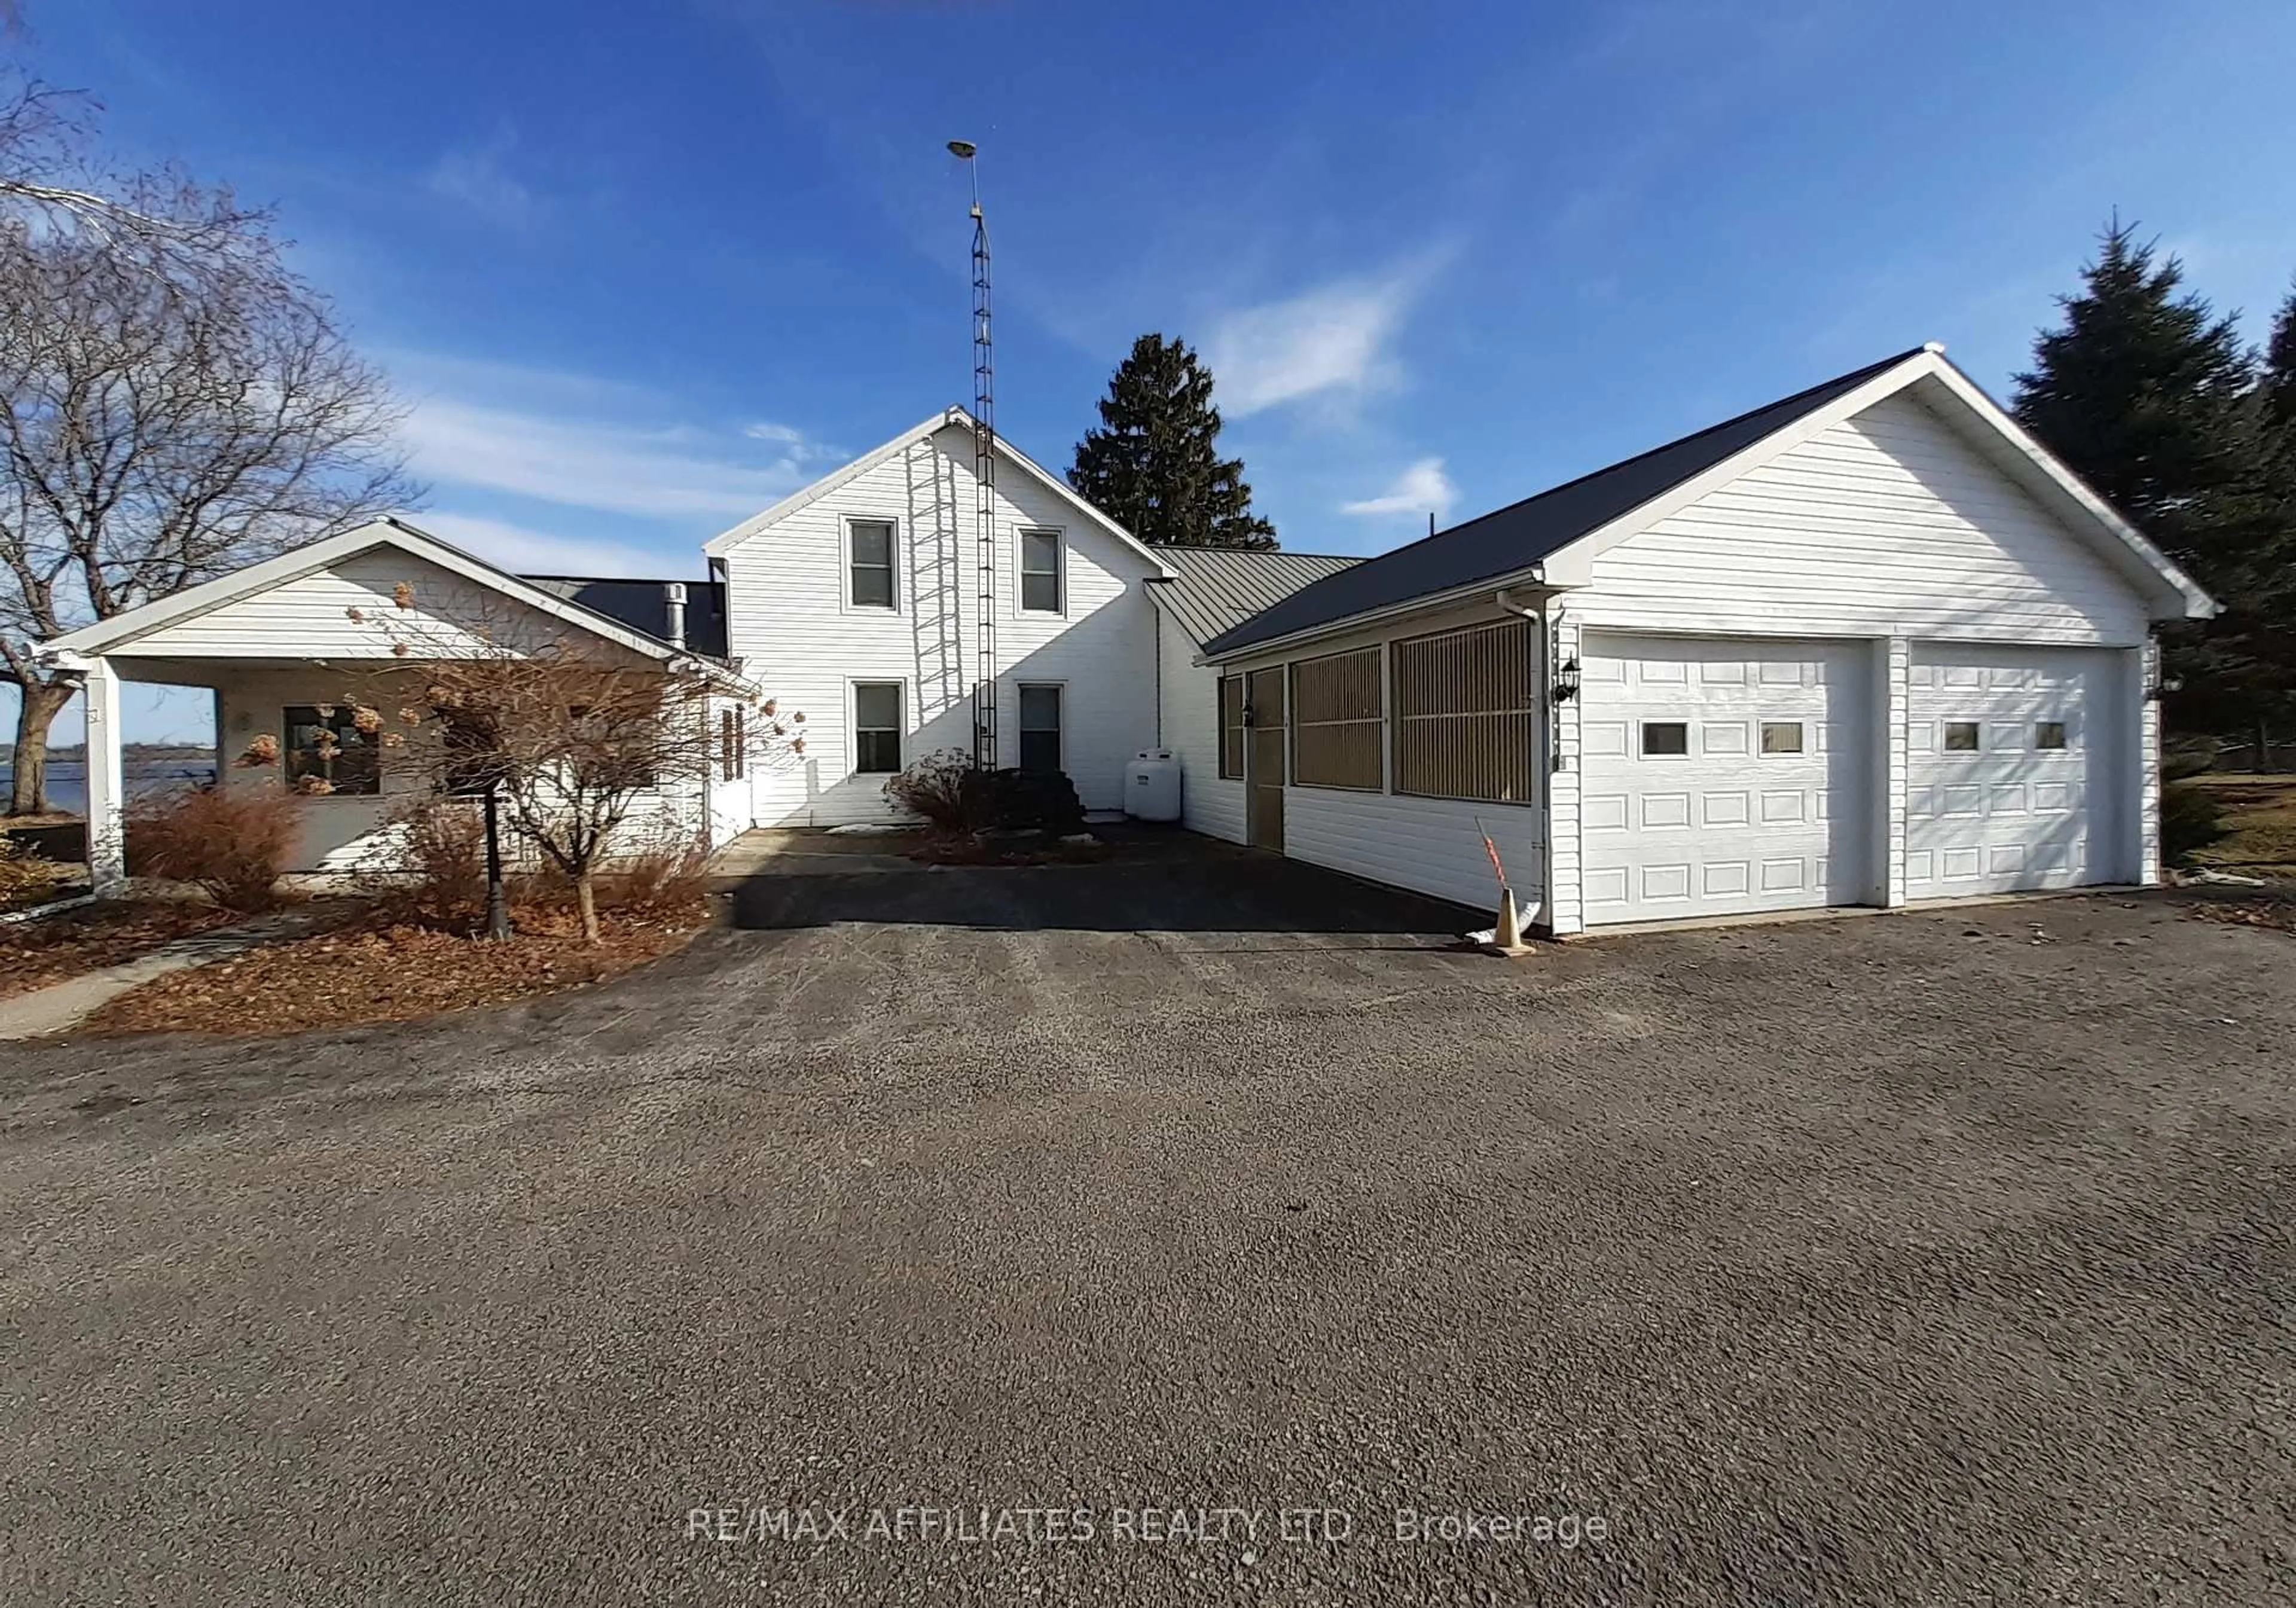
[1126,749,1183,822]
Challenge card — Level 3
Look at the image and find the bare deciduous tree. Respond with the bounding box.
[1,70,279,294]
[327,586,802,941]
[1,74,419,814]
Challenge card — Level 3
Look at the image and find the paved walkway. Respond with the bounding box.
[0,909,321,1040]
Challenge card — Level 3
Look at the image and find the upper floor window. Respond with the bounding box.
[1019,529,1062,613]
[848,519,897,609]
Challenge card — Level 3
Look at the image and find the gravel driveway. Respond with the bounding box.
[2,842,2290,1604]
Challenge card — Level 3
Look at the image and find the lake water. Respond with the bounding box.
[0,760,216,817]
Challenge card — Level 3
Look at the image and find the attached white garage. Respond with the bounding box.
[1188,344,2216,937]
[1579,634,1871,923]
[1907,644,2125,897]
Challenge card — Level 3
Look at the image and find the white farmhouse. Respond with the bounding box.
[39,344,2212,934]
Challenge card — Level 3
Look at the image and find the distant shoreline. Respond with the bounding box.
[37,744,215,763]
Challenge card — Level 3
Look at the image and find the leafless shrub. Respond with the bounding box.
[884,748,980,833]
[372,797,488,930]
[338,589,799,941]
[124,784,299,911]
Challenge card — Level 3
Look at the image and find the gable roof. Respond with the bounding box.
[1201,345,2215,658]
[1204,349,1923,657]
[703,406,1173,575]
[36,518,747,682]
[1146,548,1363,646]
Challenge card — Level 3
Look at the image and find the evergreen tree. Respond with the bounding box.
[2013,221,2292,762]
[2263,278,2296,435]
[1068,334,1277,549]
[2013,221,2260,576]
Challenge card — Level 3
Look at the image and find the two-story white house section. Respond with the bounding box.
[704,409,1175,826]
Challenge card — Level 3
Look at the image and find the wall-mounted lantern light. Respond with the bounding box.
[1240,701,1257,728]
[1550,658,1581,704]
[2145,664,2181,702]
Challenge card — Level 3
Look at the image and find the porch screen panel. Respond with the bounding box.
[1392,618,1535,805]
[1218,676,1245,779]
[1289,647,1383,790]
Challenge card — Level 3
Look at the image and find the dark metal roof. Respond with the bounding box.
[1146,548,1363,646]
[518,575,728,658]
[1201,347,1928,658]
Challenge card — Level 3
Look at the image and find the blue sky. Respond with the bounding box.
[15,0,2296,745]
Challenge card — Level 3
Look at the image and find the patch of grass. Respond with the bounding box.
[2183,774,2296,880]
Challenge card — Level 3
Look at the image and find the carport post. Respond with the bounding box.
[82,656,127,897]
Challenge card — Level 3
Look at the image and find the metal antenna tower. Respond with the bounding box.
[948,139,997,771]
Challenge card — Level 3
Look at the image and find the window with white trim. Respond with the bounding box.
[848,519,897,609]
[853,682,903,773]
[1641,721,1690,758]
[1018,684,1062,774]
[1018,529,1062,613]
[283,706,380,796]
[1943,721,1980,753]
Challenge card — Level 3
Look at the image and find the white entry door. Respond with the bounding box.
[1907,644,2119,896]
[1580,635,1872,924]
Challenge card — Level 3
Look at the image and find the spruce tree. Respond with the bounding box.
[1068,334,1277,549]
[2013,221,2260,577]
[2014,222,2290,760]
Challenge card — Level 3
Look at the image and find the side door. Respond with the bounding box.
[1247,666,1286,852]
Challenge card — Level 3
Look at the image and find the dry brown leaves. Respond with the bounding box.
[0,902,239,999]
[80,898,710,1037]
[2187,897,2296,936]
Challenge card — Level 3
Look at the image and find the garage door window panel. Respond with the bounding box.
[1641,721,1690,758]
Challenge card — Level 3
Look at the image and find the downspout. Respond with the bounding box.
[1495,586,1552,931]
[1152,597,1164,747]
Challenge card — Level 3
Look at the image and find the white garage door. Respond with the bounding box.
[1580,635,1872,924]
[1907,645,2120,897]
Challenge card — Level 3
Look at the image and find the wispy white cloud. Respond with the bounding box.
[427,132,538,225]
[410,511,678,579]
[1341,457,1458,520]
[398,398,826,521]
[744,420,844,465]
[1205,253,1450,417]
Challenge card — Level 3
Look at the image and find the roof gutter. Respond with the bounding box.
[1199,562,1551,665]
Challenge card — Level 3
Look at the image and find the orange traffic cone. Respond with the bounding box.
[1486,885,1532,957]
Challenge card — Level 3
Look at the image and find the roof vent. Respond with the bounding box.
[662,582,687,650]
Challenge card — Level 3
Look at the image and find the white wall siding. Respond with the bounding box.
[1544,607,1583,934]
[1284,787,1537,919]
[2135,643,2161,885]
[127,549,588,659]
[1156,608,1243,843]
[723,426,1162,826]
[1576,392,2151,646]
